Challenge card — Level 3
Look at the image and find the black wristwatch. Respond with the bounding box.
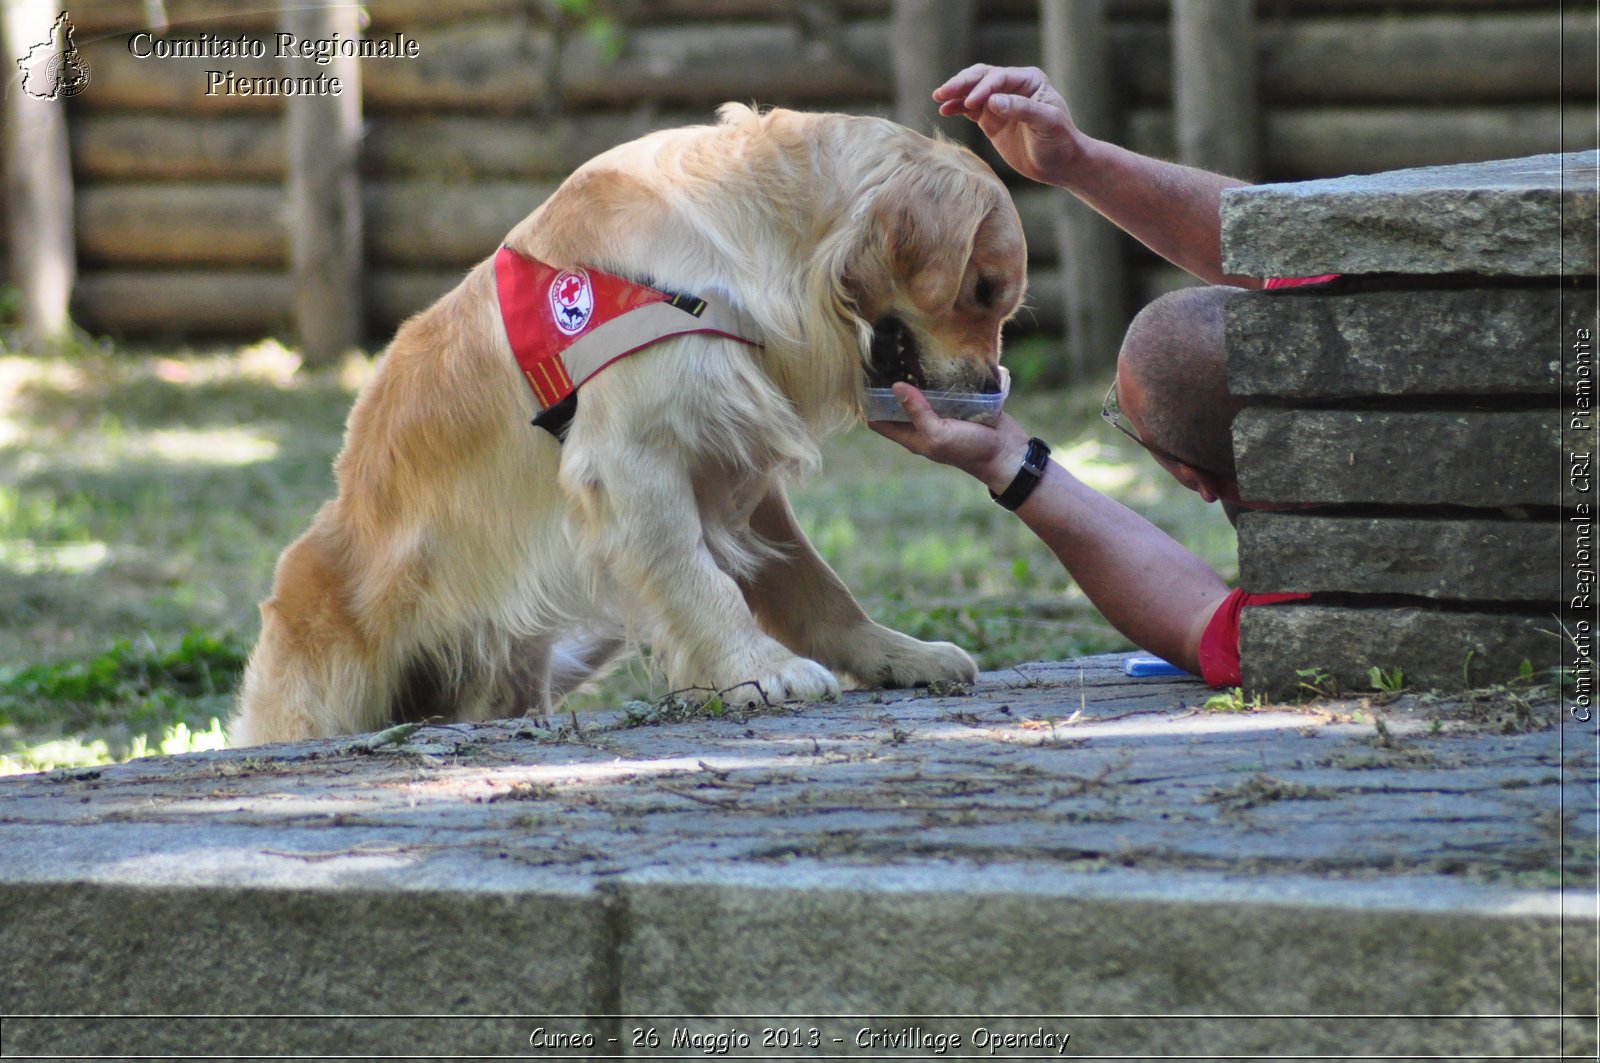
[990,437,1051,511]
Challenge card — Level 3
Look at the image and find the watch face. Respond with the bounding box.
[1024,438,1050,473]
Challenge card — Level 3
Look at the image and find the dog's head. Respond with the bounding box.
[521,106,1028,432]
[829,122,1028,401]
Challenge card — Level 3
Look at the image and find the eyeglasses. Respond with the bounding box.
[1100,377,1228,480]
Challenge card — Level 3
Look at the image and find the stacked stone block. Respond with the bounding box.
[1220,151,1597,694]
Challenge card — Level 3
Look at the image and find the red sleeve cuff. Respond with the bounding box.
[1198,588,1313,687]
[1264,274,1341,289]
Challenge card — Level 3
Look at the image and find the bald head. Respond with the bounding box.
[1116,285,1242,479]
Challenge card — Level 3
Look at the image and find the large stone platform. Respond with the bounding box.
[1219,151,1597,696]
[2,655,1593,1059]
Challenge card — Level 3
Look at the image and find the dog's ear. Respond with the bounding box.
[847,163,985,318]
[832,225,889,321]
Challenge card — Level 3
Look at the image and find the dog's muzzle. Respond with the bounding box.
[867,316,1003,394]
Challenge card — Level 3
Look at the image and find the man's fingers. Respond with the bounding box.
[866,384,945,457]
[890,382,945,435]
[932,63,994,103]
[867,418,915,447]
[937,66,1066,132]
[988,92,1068,134]
[961,65,1014,113]
[871,385,1021,484]
[963,65,1045,113]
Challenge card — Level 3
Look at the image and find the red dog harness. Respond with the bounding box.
[494,246,763,438]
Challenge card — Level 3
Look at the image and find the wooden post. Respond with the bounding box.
[1,1,77,344]
[281,0,364,364]
[1040,0,1125,380]
[891,0,975,139]
[1172,0,1260,180]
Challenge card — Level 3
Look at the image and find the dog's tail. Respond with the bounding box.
[230,521,398,746]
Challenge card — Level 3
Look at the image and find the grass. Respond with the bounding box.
[0,331,1236,772]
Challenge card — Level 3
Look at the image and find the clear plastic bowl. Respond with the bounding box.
[863,366,1010,426]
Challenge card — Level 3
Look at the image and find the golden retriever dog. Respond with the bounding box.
[230,104,1026,745]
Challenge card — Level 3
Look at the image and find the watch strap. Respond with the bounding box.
[990,437,1051,511]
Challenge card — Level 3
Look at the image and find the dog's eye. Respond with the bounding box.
[974,276,998,309]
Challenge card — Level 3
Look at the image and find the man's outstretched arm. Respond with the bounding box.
[870,385,1232,676]
[935,64,1264,289]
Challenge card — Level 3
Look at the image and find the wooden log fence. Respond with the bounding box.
[2,1,1595,376]
[280,0,364,365]
[1040,0,1126,378]
[890,0,974,137]
[1172,0,1259,180]
[57,10,1594,118]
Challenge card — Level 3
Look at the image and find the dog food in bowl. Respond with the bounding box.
[863,366,1010,426]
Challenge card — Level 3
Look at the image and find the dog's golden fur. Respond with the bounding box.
[230,105,1026,745]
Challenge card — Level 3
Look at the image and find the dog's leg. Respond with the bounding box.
[569,450,839,708]
[741,487,978,689]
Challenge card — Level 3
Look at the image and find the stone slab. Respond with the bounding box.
[1,881,613,1056]
[1240,604,1561,694]
[617,868,1587,1060]
[0,655,1591,1057]
[1226,285,1594,399]
[1221,150,1599,278]
[1238,512,1561,602]
[1233,408,1562,507]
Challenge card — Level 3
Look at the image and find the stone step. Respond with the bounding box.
[1239,512,1561,602]
[1,655,1592,1058]
[1234,408,1563,507]
[1226,285,1596,400]
[1220,149,1599,278]
[1240,604,1561,695]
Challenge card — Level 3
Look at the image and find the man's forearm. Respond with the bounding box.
[869,389,1232,676]
[981,456,1232,675]
[1055,136,1263,289]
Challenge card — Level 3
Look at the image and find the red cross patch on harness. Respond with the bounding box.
[549,269,594,335]
[494,246,763,413]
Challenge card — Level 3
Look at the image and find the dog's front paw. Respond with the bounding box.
[716,653,840,708]
[838,625,979,689]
